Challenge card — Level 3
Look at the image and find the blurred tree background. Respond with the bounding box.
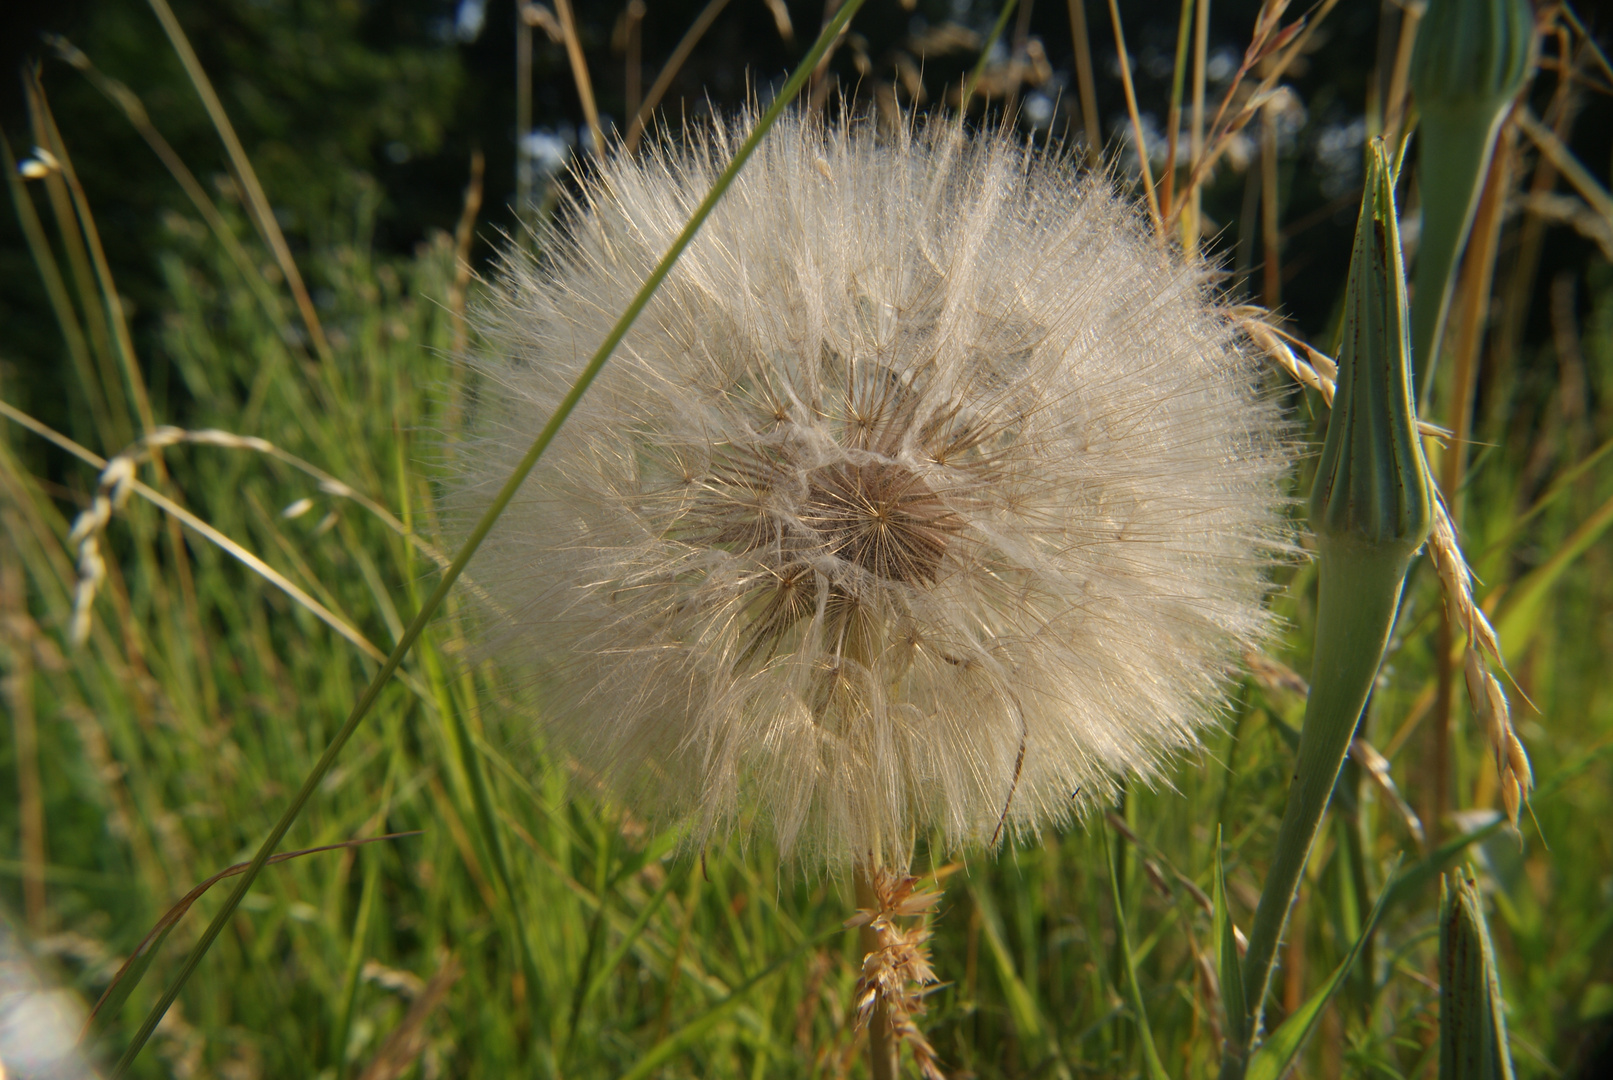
[6,0,1605,435]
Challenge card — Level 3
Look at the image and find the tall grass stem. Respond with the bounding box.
[108,2,867,1071]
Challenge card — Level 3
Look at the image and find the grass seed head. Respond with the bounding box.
[454,110,1292,866]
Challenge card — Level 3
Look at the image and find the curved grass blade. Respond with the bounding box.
[1245,856,1400,1080]
[968,878,1058,1068]
[108,2,868,1071]
[82,832,420,1041]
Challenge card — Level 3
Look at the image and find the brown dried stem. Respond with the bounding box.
[626,0,734,153]
[1065,0,1103,166]
[1107,0,1163,239]
[553,0,605,155]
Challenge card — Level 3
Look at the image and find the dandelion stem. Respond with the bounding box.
[854,864,898,1080]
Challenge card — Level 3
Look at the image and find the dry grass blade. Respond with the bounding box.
[1516,106,1613,223]
[1235,308,1450,439]
[1168,0,1342,233]
[1516,192,1613,261]
[763,0,795,46]
[448,150,485,361]
[445,150,485,439]
[1381,2,1422,147]
[1065,0,1103,166]
[1107,0,1163,239]
[143,0,333,364]
[625,0,733,153]
[553,0,605,155]
[356,953,462,1080]
[1261,98,1281,307]
[81,832,422,1036]
[0,402,476,677]
[1349,738,1426,847]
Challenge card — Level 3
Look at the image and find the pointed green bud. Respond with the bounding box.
[1409,0,1534,393]
[1440,869,1516,1080]
[1311,139,1434,553]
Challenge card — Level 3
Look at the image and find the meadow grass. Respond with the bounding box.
[3,2,1613,1078]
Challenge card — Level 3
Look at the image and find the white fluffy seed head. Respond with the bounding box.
[454,111,1292,868]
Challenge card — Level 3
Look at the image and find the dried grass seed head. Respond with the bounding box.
[455,111,1292,867]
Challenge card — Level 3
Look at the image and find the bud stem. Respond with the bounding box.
[1224,535,1415,1076]
[1412,114,1507,405]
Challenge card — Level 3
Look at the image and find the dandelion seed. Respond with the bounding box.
[454,111,1292,867]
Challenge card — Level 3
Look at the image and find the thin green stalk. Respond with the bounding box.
[961,0,1019,114]
[1,132,113,448]
[443,669,545,1034]
[109,3,867,1071]
[332,759,397,1080]
[144,0,334,364]
[563,809,618,1064]
[1104,827,1169,1080]
[1161,0,1194,217]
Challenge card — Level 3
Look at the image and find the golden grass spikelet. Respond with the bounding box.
[455,111,1291,865]
[1241,307,1533,827]
[1430,506,1532,825]
[845,869,945,1080]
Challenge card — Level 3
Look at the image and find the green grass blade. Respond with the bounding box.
[1215,830,1248,1053]
[1246,856,1400,1080]
[961,0,1019,113]
[1104,827,1170,1080]
[969,877,1058,1068]
[444,679,545,1036]
[618,926,840,1080]
[578,860,681,1015]
[107,2,868,1071]
[1495,486,1613,657]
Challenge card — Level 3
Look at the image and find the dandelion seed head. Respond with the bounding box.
[454,111,1292,867]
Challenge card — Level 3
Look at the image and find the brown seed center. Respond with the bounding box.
[804,461,961,584]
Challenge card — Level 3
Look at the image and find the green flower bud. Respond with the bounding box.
[1409,0,1534,395]
[1312,139,1434,551]
[1440,869,1516,1080]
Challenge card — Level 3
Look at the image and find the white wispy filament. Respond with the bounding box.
[456,112,1290,867]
